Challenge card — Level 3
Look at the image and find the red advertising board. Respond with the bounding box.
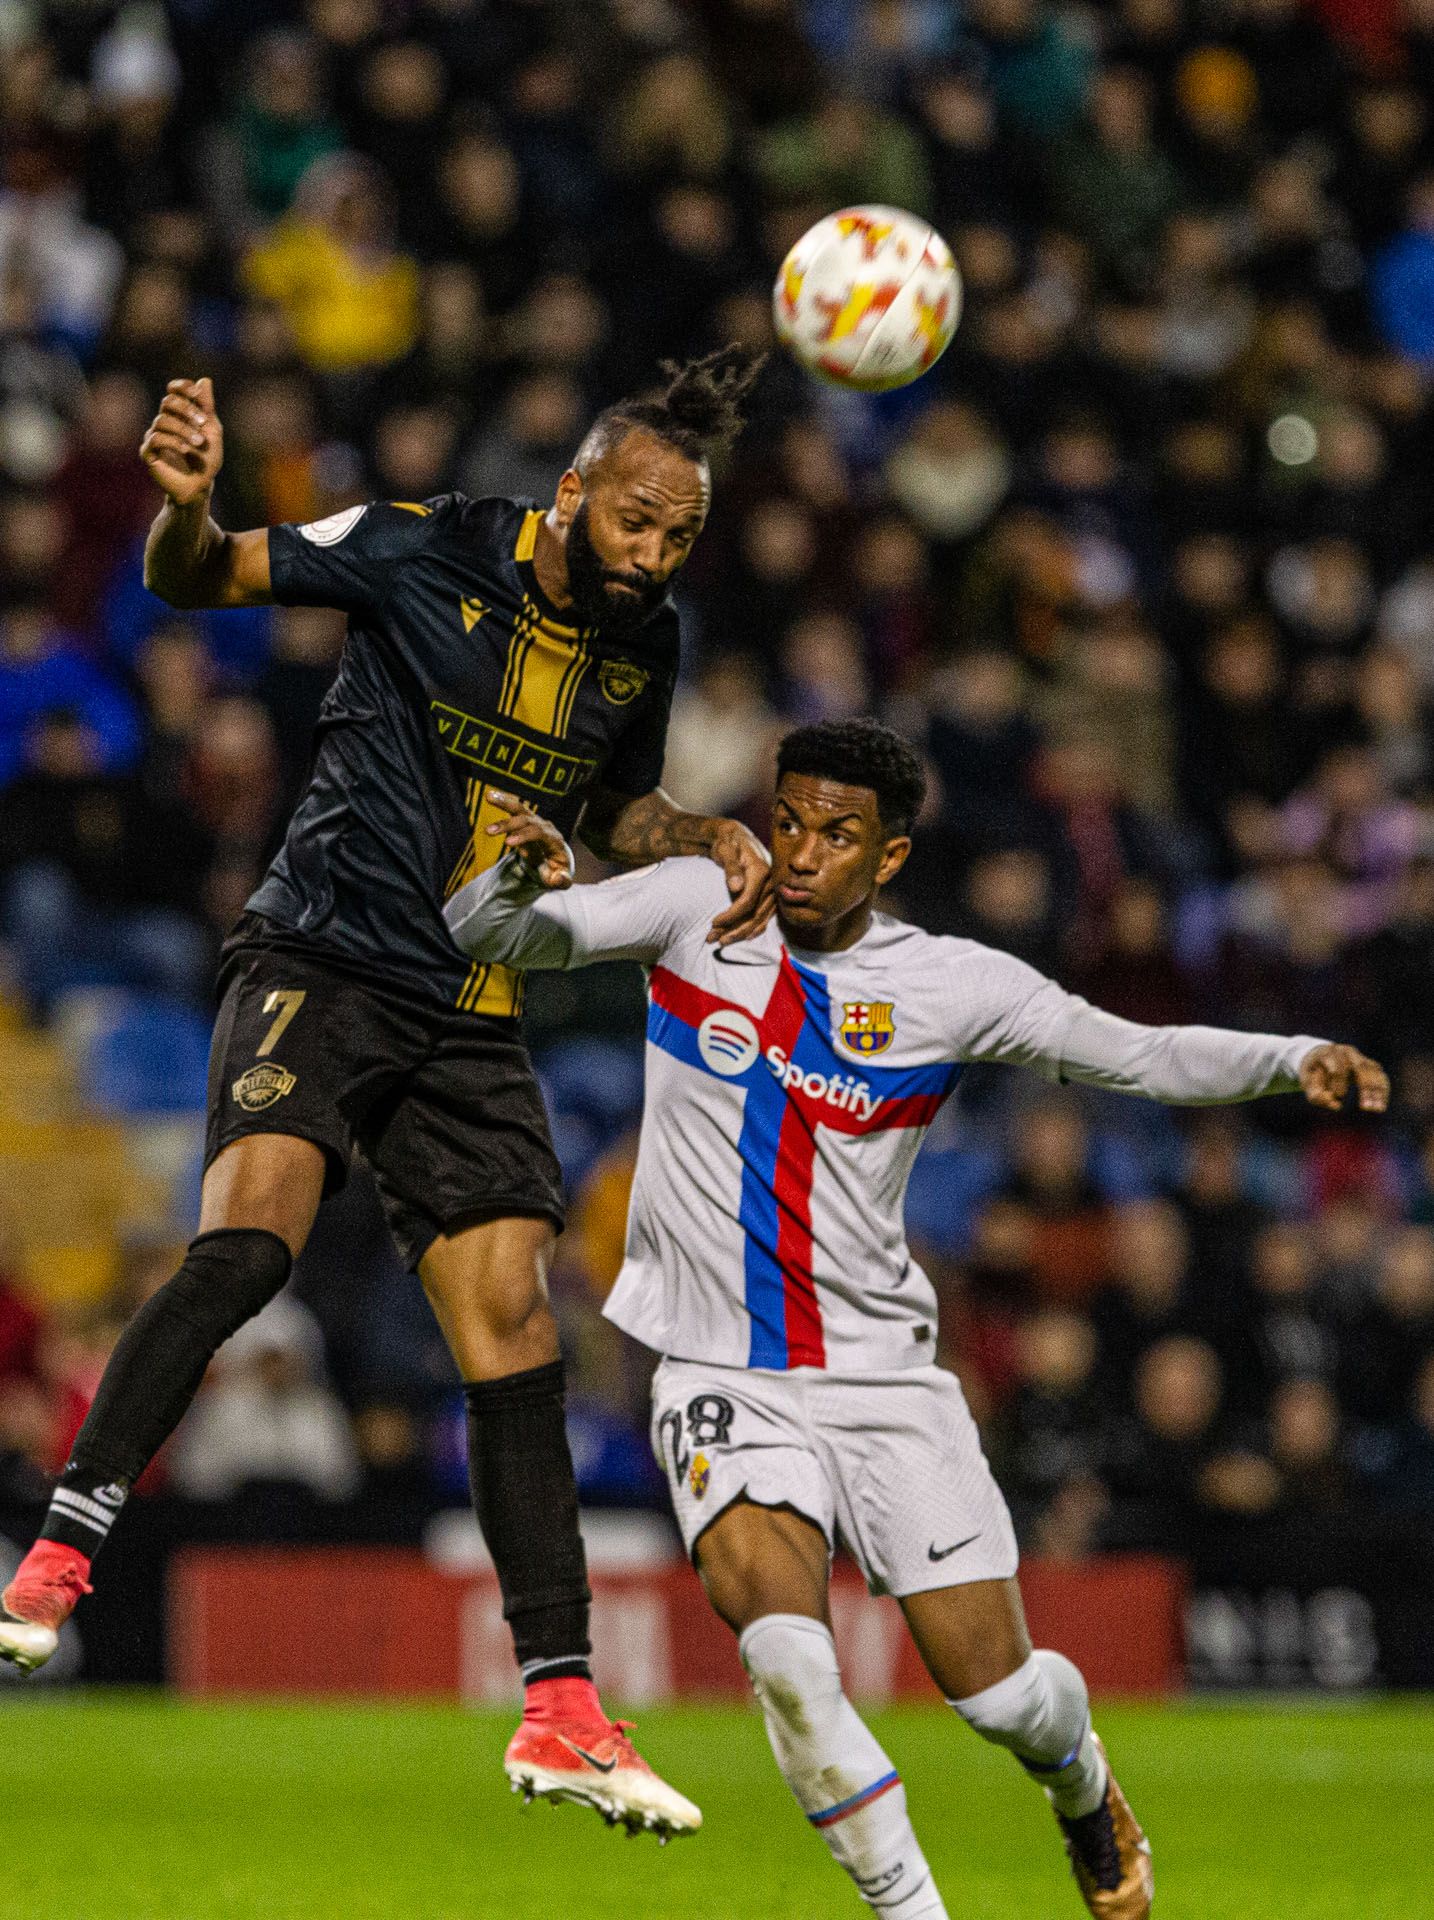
[170,1550,1185,1699]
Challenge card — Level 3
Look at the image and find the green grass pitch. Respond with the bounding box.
[1,1695,1429,1919]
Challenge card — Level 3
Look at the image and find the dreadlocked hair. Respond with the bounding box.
[577,344,766,470]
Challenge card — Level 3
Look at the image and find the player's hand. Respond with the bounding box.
[140,377,224,506]
[705,817,774,947]
[486,790,574,890]
[1298,1042,1390,1113]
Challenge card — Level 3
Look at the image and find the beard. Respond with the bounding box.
[563,500,668,635]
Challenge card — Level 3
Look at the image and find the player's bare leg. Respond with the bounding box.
[1,1135,324,1672]
[419,1219,700,1840]
[697,1501,948,1916]
[903,1578,1153,1919]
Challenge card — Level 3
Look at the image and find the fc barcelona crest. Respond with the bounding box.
[841,1002,895,1055]
[598,658,650,705]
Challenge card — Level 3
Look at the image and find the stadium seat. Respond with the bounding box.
[121,1115,207,1239]
[0,1025,78,1123]
[0,1114,127,1306]
[546,1108,601,1188]
[536,1038,645,1133]
[83,995,211,1116]
[904,1142,1003,1256]
[16,1240,119,1306]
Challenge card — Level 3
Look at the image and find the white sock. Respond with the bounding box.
[950,1649,1108,1819]
[740,1613,948,1917]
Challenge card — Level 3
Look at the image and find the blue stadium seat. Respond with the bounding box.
[565,1399,666,1505]
[546,1109,601,1189]
[905,1141,1004,1256]
[83,994,211,1115]
[536,1038,645,1133]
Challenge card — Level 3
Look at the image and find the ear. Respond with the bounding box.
[553,467,583,530]
[875,835,911,888]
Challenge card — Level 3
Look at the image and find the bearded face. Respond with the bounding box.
[562,497,670,635]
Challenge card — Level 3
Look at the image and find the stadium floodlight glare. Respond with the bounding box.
[1267,413,1320,466]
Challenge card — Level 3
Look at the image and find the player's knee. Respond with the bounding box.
[423,1262,552,1346]
[698,1510,826,1633]
[951,1649,1090,1766]
[739,1613,843,1727]
[697,1532,778,1632]
[164,1228,293,1348]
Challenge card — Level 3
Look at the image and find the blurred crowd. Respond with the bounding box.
[5,0,1434,1554]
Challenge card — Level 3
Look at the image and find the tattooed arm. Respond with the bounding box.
[578,783,772,946]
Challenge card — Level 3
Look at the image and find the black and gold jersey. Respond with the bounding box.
[248,494,679,1015]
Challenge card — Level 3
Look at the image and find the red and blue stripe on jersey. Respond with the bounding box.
[646,952,959,1370]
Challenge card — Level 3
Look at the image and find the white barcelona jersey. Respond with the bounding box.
[447,857,1322,1375]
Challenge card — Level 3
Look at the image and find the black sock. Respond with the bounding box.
[464,1361,592,1685]
[40,1228,292,1559]
[40,1465,130,1558]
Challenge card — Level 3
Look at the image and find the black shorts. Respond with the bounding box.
[205,917,564,1268]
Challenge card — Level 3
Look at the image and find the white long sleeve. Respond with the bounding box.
[447,866,1324,1106]
[955,954,1322,1104]
[556,904,1331,1374]
[444,852,582,970]
[444,853,727,971]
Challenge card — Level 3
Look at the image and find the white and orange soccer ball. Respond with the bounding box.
[773,205,961,392]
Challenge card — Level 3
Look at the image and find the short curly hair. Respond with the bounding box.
[575,344,765,471]
[776,719,926,836]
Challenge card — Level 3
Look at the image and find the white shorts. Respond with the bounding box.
[650,1358,1019,1599]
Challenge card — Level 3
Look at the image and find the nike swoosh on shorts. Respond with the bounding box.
[927,1533,981,1562]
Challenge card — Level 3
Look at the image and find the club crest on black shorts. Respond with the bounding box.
[232,1063,297,1111]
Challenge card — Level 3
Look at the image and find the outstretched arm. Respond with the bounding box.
[961,955,1389,1111]
[141,377,273,609]
[578,783,772,947]
[445,792,716,971]
[1053,1000,1388,1110]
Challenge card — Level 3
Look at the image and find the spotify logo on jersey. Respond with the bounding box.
[697,1009,761,1076]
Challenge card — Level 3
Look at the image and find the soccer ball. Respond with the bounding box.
[773,205,961,392]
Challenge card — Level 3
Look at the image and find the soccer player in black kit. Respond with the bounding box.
[0,350,772,1839]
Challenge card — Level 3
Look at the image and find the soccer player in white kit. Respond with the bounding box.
[445,719,1389,1920]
